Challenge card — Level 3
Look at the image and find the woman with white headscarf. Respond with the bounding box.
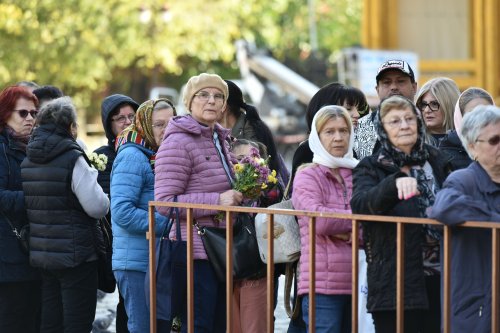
[292,105,357,333]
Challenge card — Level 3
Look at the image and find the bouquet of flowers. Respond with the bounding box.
[87,152,108,172]
[233,147,278,202]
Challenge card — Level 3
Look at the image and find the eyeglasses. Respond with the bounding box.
[194,91,225,103]
[476,135,500,146]
[112,114,135,123]
[383,116,418,128]
[417,100,440,112]
[152,123,167,130]
[14,109,38,119]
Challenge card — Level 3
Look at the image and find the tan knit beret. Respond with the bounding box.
[182,73,229,110]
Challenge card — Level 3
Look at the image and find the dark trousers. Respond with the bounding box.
[372,309,424,333]
[424,275,441,333]
[116,291,130,333]
[0,280,42,333]
[40,260,98,333]
[180,260,226,333]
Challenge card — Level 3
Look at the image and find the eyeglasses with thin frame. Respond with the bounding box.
[112,114,135,123]
[152,123,168,130]
[14,109,38,119]
[194,91,225,103]
[417,100,440,112]
[476,135,500,146]
[383,116,418,128]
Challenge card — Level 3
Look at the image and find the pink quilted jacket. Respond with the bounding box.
[292,164,353,295]
[154,115,234,259]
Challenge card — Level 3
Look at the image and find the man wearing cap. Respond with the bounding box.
[93,93,139,333]
[355,60,418,159]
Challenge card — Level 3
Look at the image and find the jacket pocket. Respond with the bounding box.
[0,233,29,264]
[454,292,484,319]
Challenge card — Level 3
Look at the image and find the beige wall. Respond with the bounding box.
[398,0,469,60]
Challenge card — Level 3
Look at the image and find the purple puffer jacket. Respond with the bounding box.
[292,164,353,296]
[155,115,234,259]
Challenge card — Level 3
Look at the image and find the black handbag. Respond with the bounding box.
[1,211,29,254]
[145,200,187,321]
[196,212,265,282]
[96,216,116,293]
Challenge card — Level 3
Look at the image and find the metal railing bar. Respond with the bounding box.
[309,216,316,333]
[148,205,157,333]
[225,210,234,332]
[396,222,405,333]
[186,208,194,333]
[351,219,359,333]
[492,228,499,333]
[266,213,275,333]
[443,226,451,333]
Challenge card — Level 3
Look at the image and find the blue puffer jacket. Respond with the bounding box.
[111,143,167,272]
[0,129,40,282]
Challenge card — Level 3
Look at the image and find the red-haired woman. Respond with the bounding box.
[0,86,41,333]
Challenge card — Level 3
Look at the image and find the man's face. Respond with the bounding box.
[376,70,418,101]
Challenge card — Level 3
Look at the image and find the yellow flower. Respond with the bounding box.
[271,170,277,177]
[261,183,268,189]
[234,164,243,173]
[267,175,277,184]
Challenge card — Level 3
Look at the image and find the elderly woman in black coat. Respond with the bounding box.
[351,95,450,333]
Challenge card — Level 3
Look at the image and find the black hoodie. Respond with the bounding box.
[93,94,139,195]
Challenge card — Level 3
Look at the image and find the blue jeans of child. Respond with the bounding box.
[114,270,149,333]
[302,294,351,333]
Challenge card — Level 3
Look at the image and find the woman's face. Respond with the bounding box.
[190,87,225,128]
[419,92,445,134]
[152,107,175,146]
[111,105,135,137]
[382,107,418,155]
[343,102,360,128]
[463,98,492,115]
[6,97,37,136]
[232,144,253,161]
[468,122,500,174]
[318,117,350,158]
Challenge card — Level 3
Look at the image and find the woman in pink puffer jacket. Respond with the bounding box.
[155,73,243,332]
[292,105,358,333]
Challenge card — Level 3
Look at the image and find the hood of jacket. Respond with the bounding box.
[26,124,83,164]
[100,94,139,145]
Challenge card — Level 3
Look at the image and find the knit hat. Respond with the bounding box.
[376,60,416,83]
[183,73,228,110]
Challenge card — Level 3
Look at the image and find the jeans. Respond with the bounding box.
[40,260,98,333]
[180,260,226,333]
[302,294,351,333]
[114,270,149,333]
[0,280,41,333]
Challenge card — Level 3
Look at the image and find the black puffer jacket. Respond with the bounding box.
[438,129,472,171]
[21,124,102,270]
[351,145,450,312]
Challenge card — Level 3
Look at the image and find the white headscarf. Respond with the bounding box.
[308,106,359,169]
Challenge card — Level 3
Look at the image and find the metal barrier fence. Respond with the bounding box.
[147,201,500,333]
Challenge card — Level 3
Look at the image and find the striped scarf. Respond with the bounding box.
[115,129,156,170]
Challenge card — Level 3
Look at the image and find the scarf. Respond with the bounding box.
[309,108,359,169]
[5,125,29,152]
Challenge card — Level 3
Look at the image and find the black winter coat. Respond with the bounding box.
[0,129,40,282]
[350,145,450,312]
[438,130,472,171]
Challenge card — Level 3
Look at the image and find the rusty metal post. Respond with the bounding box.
[186,208,194,333]
[266,213,275,333]
[148,204,157,333]
[442,226,451,333]
[226,211,234,332]
[351,219,359,332]
[309,216,316,333]
[396,223,405,333]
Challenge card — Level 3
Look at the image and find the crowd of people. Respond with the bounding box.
[0,59,498,333]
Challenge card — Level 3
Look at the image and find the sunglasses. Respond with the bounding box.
[14,109,39,119]
[476,135,500,146]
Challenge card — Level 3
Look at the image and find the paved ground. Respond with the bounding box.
[93,276,291,333]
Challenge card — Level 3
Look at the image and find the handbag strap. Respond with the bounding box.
[0,210,22,239]
[284,261,301,319]
[160,196,181,240]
